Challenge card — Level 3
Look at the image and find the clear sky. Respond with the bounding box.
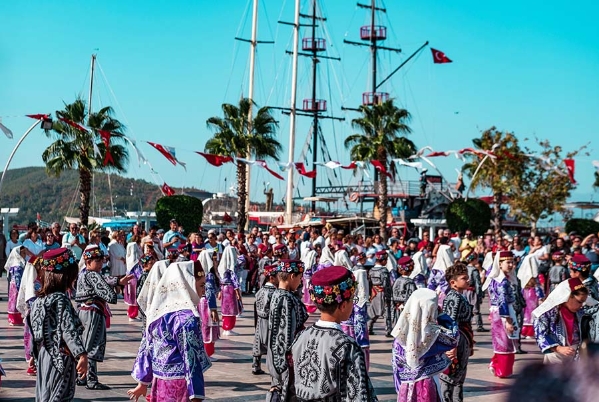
[1,0,599,216]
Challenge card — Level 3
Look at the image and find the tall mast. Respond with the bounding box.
[285,0,301,223]
[88,54,96,117]
[309,0,319,213]
[370,0,377,98]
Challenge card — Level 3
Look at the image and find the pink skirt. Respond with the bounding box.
[490,353,515,378]
[398,377,439,402]
[123,277,138,306]
[150,378,188,402]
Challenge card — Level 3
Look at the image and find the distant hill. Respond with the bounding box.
[0,166,182,225]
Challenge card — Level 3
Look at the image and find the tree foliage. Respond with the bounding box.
[42,98,129,225]
[155,195,203,233]
[344,99,416,240]
[445,198,491,237]
[565,219,599,237]
[462,127,525,233]
[205,98,280,232]
[509,139,587,233]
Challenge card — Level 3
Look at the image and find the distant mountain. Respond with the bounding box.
[0,166,181,225]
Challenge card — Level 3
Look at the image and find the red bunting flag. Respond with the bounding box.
[342,161,357,169]
[26,114,49,120]
[426,151,450,157]
[98,130,114,166]
[564,159,576,184]
[58,117,88,132]
[161,183,176,196]
[294,162,317,179]
[223,212,233,223]
[148,142,186,169]
[196,152,234,167]
[431,48,452,64]
[370,160,393,180]
[255,160,285,180]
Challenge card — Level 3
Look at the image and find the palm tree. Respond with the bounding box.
[461,127,524,234]
[42,98,129,225]
[205,98,281,232]
[344,100,416,240]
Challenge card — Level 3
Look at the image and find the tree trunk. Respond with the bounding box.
[493,191,503,235]
[236,161,247,233]
[378,153,389,242]
[79,167,92,226]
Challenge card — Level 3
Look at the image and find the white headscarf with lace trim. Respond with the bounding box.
[432,244,454,273]
[218,246,238,279]
[137,259,169,314]
[4,245,25,273]
[517,254,538,288]
[410,251,428,279]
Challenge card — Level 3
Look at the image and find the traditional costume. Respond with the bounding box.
[427,243,454,306]
[17,256,42,367]
[131,261,211,401]
[548,251,568,293]
[483,251,518,378]
[463,253,485,332]
[391,256,417,327]
[75,245,119,389]
[285,266,377,402]
[29,248,87,401]
[317,244,335,273]
[124,241,143,320]
[197,250,219,357]
[301,246,318,314]
[137,259,170,332]
[334,245,353,271]
[392,288,458,402]
[218,246,241,334]
[5,246,26,325]
[266,259,308,400]
[252,264,277,375]
[518,254,543,338]
[532,278,585,364]
[410,250,429,289]
[367,250,393,336]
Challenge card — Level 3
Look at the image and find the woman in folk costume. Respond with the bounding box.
[532,277,588,364]
[317,243,335,273]
[391,288,459,402]
[124,236,143,321]
[482,250,518,378]
[218,245,242,335]
[128,260,212,402]
[333,242,353,271]
[427,238,454,306]
[5,245,27,325]
[301,244,319,314]
[341,252,371,369]
[197,249,220,358]
[518,254,544,339]
[17,256,43,375]
[410,250,429,289]
[137,258,170,332]
[29,248,88,401]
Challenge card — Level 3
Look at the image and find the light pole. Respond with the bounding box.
[0,117,52,199]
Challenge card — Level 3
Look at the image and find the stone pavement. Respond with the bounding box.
[0,276,542,401]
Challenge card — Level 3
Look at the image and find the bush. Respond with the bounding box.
[155,195,203,233]
[564,219,599,237]
[446,198,492,237]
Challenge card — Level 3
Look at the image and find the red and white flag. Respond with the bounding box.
[564,159,576,184]
[148,142,186,170]
[294,162,317,179]
[431,48,452,64]
[58,117,88,133]
[161,182,176,196]
[0,120,13,139]
[371,160,393,180]
[196,152,233,167]
[256,160,285,180]
[98,130,114,166]
[426,151,450,157]
[26,114,49,120]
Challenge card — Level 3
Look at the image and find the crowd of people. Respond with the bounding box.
[3,217,599,401]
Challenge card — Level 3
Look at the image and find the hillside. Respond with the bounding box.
[0,167,169,225]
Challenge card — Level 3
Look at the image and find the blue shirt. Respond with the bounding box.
[164,230,187,248]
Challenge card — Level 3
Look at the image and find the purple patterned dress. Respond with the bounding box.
[220,270,240,317]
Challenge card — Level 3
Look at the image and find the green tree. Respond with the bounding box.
[462,127,525,234]
[344,100,416,240]
[155,195,203,233]
[205,98,281,232]
[42,98,129,225]
[509,139,587,234]
[446,198,491,237]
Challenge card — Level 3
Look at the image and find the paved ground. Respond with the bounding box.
[0,276,542,401]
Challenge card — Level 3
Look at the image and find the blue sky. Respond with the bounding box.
[1,0,598,215]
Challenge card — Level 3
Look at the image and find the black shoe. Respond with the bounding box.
[476,327,490,333]
[515,349,528,354]
[368,329,375,335]
[385,332,393,338]
[86,382,111,390]
[76,379,87,387]
[252,368,265,375]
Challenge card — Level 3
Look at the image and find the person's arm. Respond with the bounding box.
[581,234,595,248]
[86,271,118,304]
[533,310,561,353]
[342,342,378,402]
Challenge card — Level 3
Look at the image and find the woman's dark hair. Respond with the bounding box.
[439,236,449,245]
[572,287,589,297]
[209,265,221,288]
[36,264,79,298]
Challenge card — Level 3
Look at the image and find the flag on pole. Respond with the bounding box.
[98,130,114,166]
[147,142,186,170]
[564,159,576,184]
[0,120,13,139]
[58,117,89,132]
[161,182,176,196]
[431,48,452,64]
[196,152,233,167]
[294,162,317,179]
[26,114,49,120]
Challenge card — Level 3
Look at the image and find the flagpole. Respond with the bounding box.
[0,118,43,199]
[285,0,301,225]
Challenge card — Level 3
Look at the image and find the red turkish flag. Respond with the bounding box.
[98,130,114,166]
[431,48,452,64]
[564,159,576,184]
[294,162,317,179]
[58,117,88,132]
[371,160,393,180]
[26,114,50,120]
[342,161,357,169]
[223,212,233,223]
[426,151,450,157]
[196,152,233,167]
[161,183,176,196]
[148,142,186,169]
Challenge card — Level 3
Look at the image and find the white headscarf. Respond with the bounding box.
[137,259,169,314]
[353,268,369,308]
[482,252,494,271]
[302,249,317,272]
[4,245,25,273]
[517,254,538,288]
[432,244,454,273]
[410,251,428,279]
[144,261,200,330]
[218,246,238,279]
[391,288,443,369]
[482,252,502,292]
[386,251,397,273]
[320,246,334,265]
[334,249,353,270]
[532,279,576,319]
[17,262,38,314]
[198,249,214,274]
